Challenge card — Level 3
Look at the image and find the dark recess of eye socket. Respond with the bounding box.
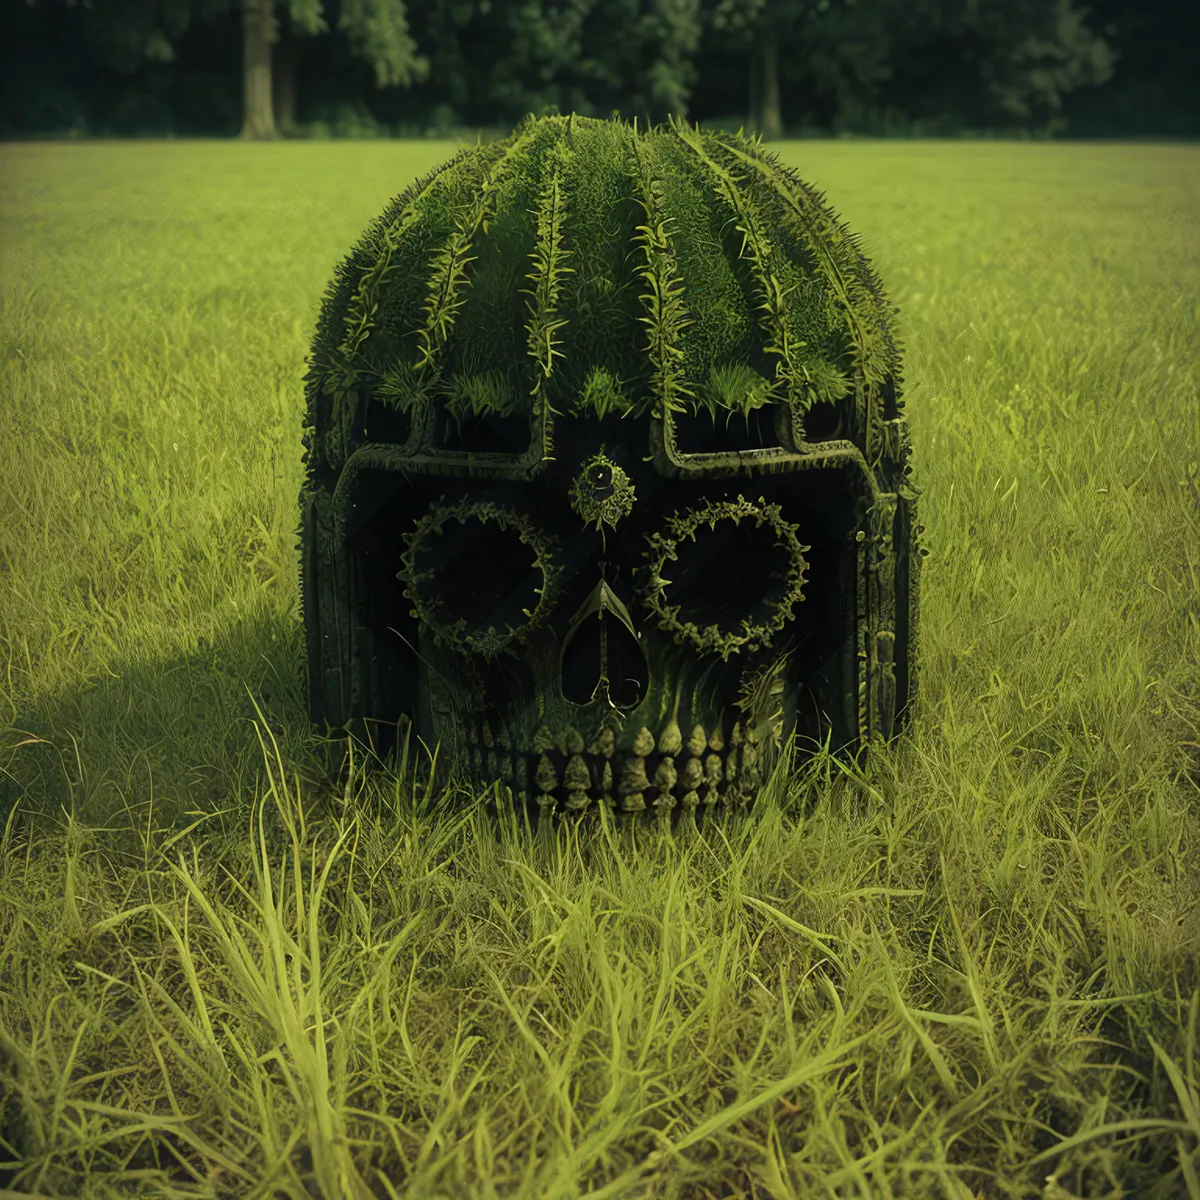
[671,406,782,454]
[427,520,542,637]
[664,518,795,635]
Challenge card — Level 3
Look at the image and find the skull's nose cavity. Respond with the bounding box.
[559,576,650,710]
[560,606,649,709]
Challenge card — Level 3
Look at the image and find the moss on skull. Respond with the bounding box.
[300,112,923,783]
[573,365,633,419]
[302,111,907,476]
[695,362,779,419]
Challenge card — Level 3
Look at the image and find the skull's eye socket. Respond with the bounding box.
[399,501,560,659]
[640,497,810,659]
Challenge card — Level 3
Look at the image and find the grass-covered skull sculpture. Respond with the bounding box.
[300,112,923,817]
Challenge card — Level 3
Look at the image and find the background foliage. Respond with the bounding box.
[1,0,1196,140]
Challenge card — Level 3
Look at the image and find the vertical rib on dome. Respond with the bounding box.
[522,117,577,467]
[328,146,477,397]
[706,132,905,459]
[314,147,480,469]
[669,116,801,414]
[413,140,519,378]
[630,125,696,419]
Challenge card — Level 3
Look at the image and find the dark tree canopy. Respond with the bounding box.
[1,0,1193,138]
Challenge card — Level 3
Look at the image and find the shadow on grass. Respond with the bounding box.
[0,604,864,873]
[0,608,324,863]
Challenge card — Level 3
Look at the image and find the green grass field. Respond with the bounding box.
[0,136,1198,1199]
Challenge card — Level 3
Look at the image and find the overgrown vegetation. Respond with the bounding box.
[1,138,1198,1198]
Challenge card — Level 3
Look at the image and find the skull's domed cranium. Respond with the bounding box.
[300,112,922,816]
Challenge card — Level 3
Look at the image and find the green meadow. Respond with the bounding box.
[0,136,1198,1199]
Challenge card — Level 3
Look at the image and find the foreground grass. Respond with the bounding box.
[0,137,1198,1197]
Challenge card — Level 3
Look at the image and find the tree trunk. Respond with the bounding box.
[241,0,277,140]
[273,30,301,134]
[747,35,759,135]
[756,26,783,140]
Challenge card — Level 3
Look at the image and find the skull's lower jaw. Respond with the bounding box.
[460,715,772,814]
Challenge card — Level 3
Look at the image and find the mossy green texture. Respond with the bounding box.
[302,111,905,476]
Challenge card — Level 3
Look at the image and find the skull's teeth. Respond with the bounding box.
[536,753,558,794]
[563,752,590,790]
[679,755,703,792]
[563,752,591,810]
[469,720,760,814]
[618,751,649,812]
[704,753,723,805]
[632,726,655,757]
[653,755,677,810]
[588,727,615,758]
[659,719,683,757]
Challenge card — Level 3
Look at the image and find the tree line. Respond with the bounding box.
[3,0,1196,140]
